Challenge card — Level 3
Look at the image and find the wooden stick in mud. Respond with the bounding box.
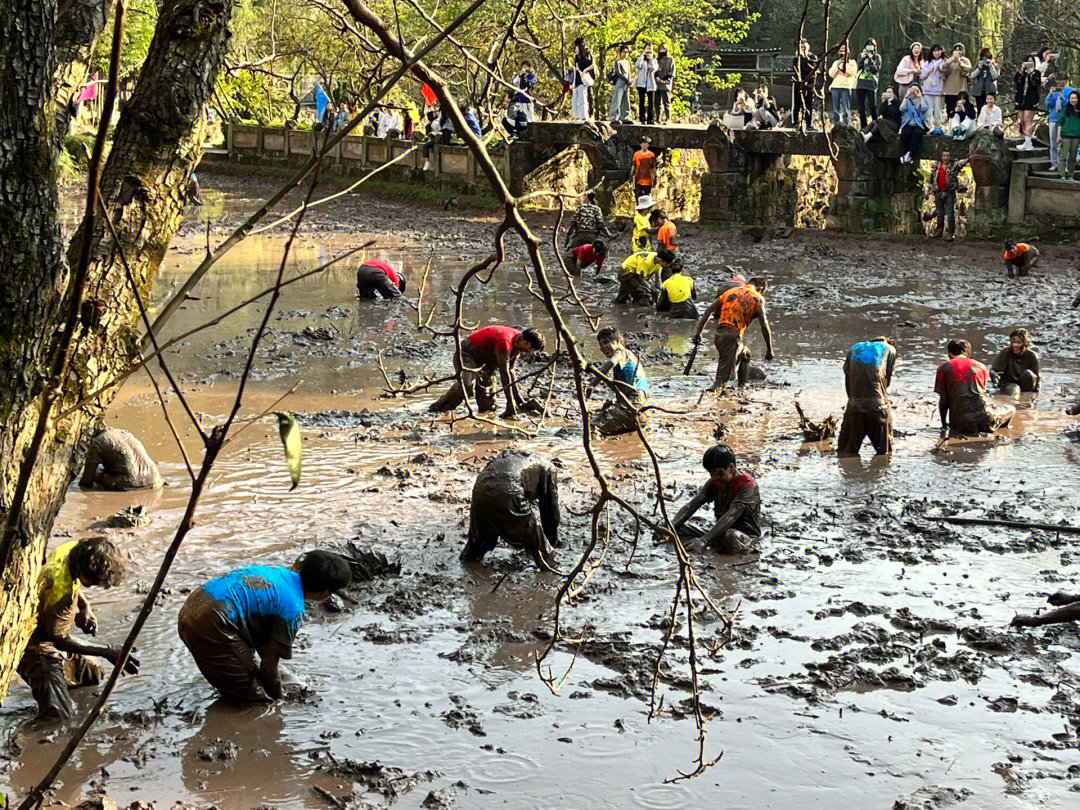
[931,516,1080,534]
[683,341,700,375]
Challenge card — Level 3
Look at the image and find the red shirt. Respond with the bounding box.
[934,356,988,394]
[714,472,756,495]
[936,164,948,191]
[572,243,605,270]
[467,325,519,365]
[363,260,400,287]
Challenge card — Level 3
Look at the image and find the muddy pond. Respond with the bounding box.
[3,171,1080,809]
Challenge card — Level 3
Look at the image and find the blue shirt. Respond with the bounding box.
[464,112,482,137]
[611,347,650,393]
[1047,87,1075,123]
[850,340,890,369]
[900,98,929,129]
[202,565,306,654]
[513,72,536,104]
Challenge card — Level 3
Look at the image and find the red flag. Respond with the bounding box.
[75,73,99,105]
[420,83,438,106]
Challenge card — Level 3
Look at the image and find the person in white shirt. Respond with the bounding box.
[827,42,858,125]
[976,92,1003,135]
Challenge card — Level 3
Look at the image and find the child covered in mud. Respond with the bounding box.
[691,276,775,393]
[990,328,1040,396]
[355,260,406,299]
[934,339,1015,437]
[1003,241,1039,278]
[666,444,761,554]
[586,327,650,436]
[837,337,897,456]
[80,426,163,490]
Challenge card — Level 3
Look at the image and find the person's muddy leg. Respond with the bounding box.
[988,403,1016,430]
[429,382,465,412]
[998,381,1020,397]
[869,408,892,455]
[613,274,634,304]
[1012,599,1080,628]
[735,345,751,387]
[712,529,754,555]
[836,407,862,456]
[19,647,77,720]
[1018,370,1037,392]
[475,369,497,413]
[462,519,499,563]
[710,331,738,392]
[179,601,267,701]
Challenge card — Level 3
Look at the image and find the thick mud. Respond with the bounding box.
[3,171,1080,809]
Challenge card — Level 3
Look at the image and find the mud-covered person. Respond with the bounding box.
[656,258,698,319]
[429,325,544,419]
[18,537,137,720]
[463,450,561,572]
[615,248,673,305]
[691,276,774,392]
[564,191,611,250]
[1011,591,1080,629]
[934,339,1014,437]
[837,337,897,456]
[564,239,607,277]
[356,260,406,300]
[178,551,351,701]
[990,328,1040,396]
[1003,241,1039,278]
[667,444,762,554]
[80,426,163,490]
[586,327,650,436]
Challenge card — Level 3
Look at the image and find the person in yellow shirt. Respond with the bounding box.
[615,248,673,304]
[657,259,697,318]
[632,194,657,251]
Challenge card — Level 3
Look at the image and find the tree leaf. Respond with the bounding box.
[274,412,302,490]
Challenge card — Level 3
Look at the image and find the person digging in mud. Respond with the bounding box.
[80,426,163,490]
[692,277,774,393]
[615,248,672,305]
[656,258,698,319]
[586,327,650,436]
[934,339,1015,437]
[1011,591,1080,629]
[563,191,612,250]
[564,239,607,276]
[990,328,1040,396]
[463,449,560,572]
[837,337,897,456]
[355,260,406,299]
[17,537,137,720]
[667,444,761,554]
[428,325,544,419]
[177,550,352,701]
[1003,241,1039,278]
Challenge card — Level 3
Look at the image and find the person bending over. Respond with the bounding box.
[934,339,1014,437]
[1003,241,1039,278]
[80,427,163,490]
[692,277,774,392]
[356,260,406,299]
[656,259,698,319]
[587,327,650,436]
[669,444,762,554]
[990,328,1039,396]
[564,239,607,276]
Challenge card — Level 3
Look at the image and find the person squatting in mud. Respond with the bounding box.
[463,449,561,572]
[656,258,698,319]
[692,276,774,393]
[990,328,1040,396]
[667,444,762,554]
[18,537,138,720]
[837,337,897,456]
[428,325,544,419]
[586,327,650,436]
[1003,241,1039,278]
[80,426,163,491]
[934,339,1015,437]
[177,551,352,701]
[564,239,607,276]
[615,248,673,305]
[355,260,406,300]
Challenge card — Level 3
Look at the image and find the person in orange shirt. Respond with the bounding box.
[1003,241,1039,278]
[632,136,656,199]
[691,277,774,392]
[651,209,677,251]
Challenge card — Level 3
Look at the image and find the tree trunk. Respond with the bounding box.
[0,0,235,702]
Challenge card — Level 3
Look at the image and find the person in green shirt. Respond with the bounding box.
[1059,90,1080,180]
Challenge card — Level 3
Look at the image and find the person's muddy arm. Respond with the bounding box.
[1031,353,1041,391]
[257,642,289,699]
[843,355,853,398]
[989,350,1006,384]
[1012,601,1080,628]
[656,287,671,312]
[885,348,897,390]
[50,633,138,673]
[671,484,709,528]
[692,299,720,343]
[498,350,520,417]
[758,308,775,360]
[702,489,753,545]
[938,394,950,433]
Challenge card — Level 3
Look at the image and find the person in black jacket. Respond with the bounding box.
[655,44,676,123]
[864,86,901,142]
[1015,55,1041,150]
[793,39,818,131]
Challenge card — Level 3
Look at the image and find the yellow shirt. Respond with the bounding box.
[661,273,693,303]
[621,251,660,278]
[632,212,651,251]
[39,540,79,613]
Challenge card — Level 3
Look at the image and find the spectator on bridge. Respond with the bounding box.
[975,92,1003,136]
[893,42,923,101]
[1035,46,1059,85]
[632,136,656,199]
[855,39,881,129]
[1015,55,1041,151]
[920,44,948,132]
[1046,75,1074,173]
[751,85,780,129]
[948,91,976,139]
[969,49,1000,113]
[512,61,537,121]
[898,84,929,164]
[635,43,659,124]
[828,42,857,126]
[863,85,901,143]
[656,44,676,123]
[608,47,633,122]
[571,38,596,121]
[321,102,337,132]
[793,39,817,131]
[1059,90,1080,181]
[943,43,971,119]
[729,88,756,129]
[502,96,529,140]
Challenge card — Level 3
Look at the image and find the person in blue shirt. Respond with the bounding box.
[588,327,650,436]
[177,551,351,701]
[837,337,897,456]
[1046,74,1075,173]
[512,61,537,120]
[899,84,930,164]
[463,107,483,138]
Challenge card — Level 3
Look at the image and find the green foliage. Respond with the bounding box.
[92,0,158,79]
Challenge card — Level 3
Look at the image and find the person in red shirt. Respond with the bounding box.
[356,260,406,299]
[429,325,544,419]
[564,239,607,276]
[668,444,761,554]
[922,151,967,240]
[934,339,1014,437]
[1003,241,1039,277]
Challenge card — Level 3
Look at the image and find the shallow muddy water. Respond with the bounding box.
[3,173,1080,809]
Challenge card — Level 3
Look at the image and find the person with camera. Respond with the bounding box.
[898,84,930,164]
[511,61,537,121]
[655,44,676,123]
[1036,46,1059,84]
[969,48,1000,113]
[828,41,858,125]
[919,44,948,132]
[792,39,817,131]
[752,84,780,129]
[943,43,971,119]
[607,46,633,122]
[855,38,881,129]
[1015,54,1041,150]
[1045,75,1074,173]
[863,85,901,143]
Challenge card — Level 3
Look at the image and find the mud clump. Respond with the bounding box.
[891,785,972,809]
[324,758,439,801]
[196,737,239,761]
[441,695,486,736]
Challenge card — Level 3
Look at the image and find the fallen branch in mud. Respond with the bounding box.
[794,396,837,441]
[930,516,1080,534]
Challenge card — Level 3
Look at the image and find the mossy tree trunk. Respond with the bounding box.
[0,0,235,702]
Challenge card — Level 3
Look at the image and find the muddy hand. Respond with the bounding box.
[1009,615,1034,629]
[76,607,97,636]
[107,646,141,675]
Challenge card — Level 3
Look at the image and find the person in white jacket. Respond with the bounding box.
[828,43,858,125]
[893,42,923,99]
[975,92,1004,135]
[635,43,658,124]
[919,44,948,131]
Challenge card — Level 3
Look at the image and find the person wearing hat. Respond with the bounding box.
[667,444,762,554]
[632,194,657,251]
[943,43,971,120]
[178,551,353,701]
[632,136,656,200]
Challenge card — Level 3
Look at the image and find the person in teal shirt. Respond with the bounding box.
[588,327,650,436]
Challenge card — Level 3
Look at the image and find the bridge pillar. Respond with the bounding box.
[700,125,749,225]
[966,129,1013,237]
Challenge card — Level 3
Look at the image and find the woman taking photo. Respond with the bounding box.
[863,85,901,143]
[899,84,929,164]
[969,48,999,112]
[1015,54,1041,150]
[855,38,881,129]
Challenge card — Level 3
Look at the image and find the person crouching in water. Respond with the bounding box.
[356,260,406,299]
[934,339,1014,437]
[668,444,761,554]
[587,327,650,436]
[178,551,352,701]
[656,258,698,318]
[837,337,897,456]
[990,328,1039,396]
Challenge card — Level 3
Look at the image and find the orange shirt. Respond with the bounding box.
[633,150,655,186]
[657,221,677,250]
[1003,243,1031,261]
[716,286,764,336]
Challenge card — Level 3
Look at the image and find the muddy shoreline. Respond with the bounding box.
[3,171,1080,810]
